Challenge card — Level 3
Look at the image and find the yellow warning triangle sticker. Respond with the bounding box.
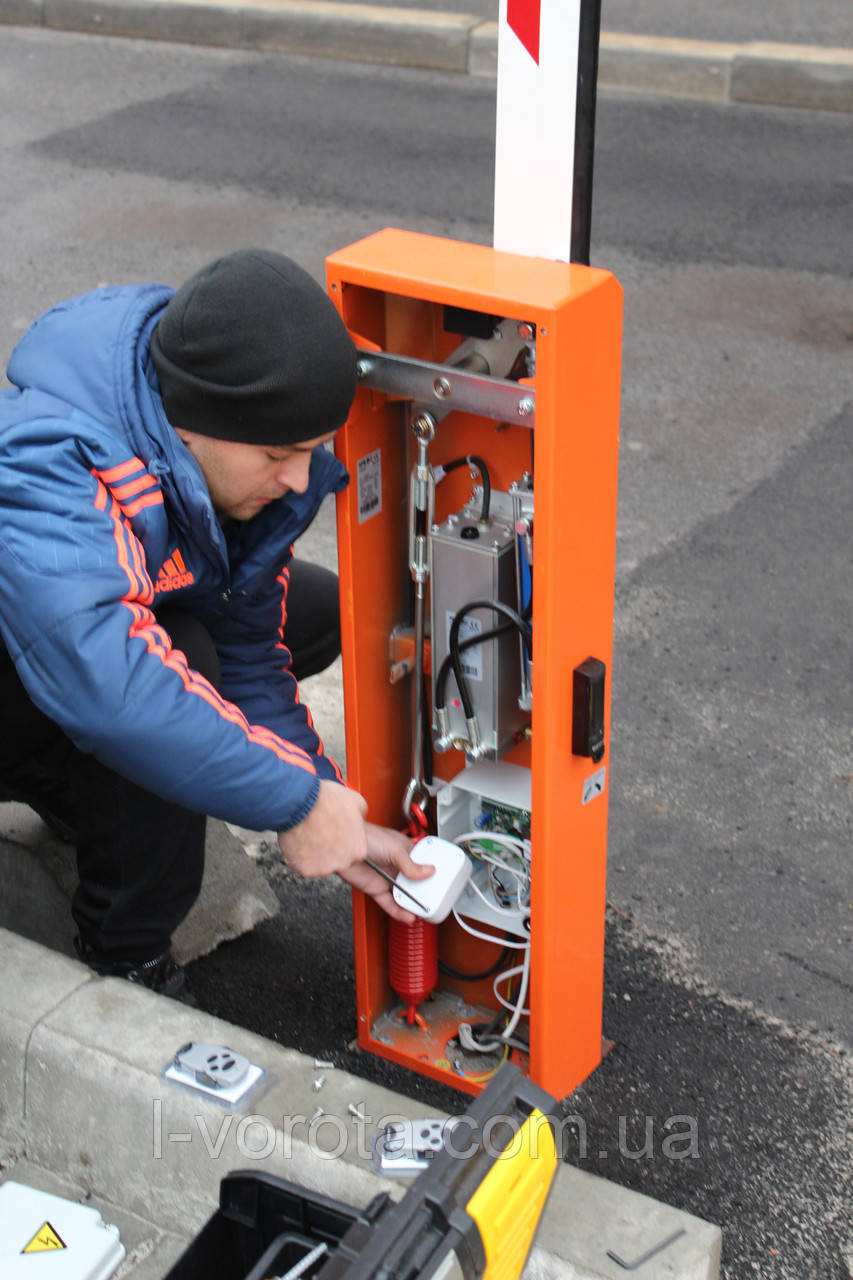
[21,1221,67,1253]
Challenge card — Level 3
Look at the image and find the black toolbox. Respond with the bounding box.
[164,1063,560,1280]
[162,1171,373,1280]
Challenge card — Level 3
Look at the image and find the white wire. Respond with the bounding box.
[500,945,531,1040]
[465,869,524,917]
[487,864,521,910]
[456,830,530,861]
[475,848,527,880]
[451,908,530,949]
[483,855,527,899]
[493,962,531,1018]
[453,828,532,1042]
[458,830,531,913]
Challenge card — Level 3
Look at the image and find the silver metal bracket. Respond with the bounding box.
[172,1041,251,1090]
[356,350,535,427]
[162,1041,270,1107]
[371,1117,460,1177]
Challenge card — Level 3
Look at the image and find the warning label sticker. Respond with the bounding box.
[22,1222,66,1254]
[357,450,382,524]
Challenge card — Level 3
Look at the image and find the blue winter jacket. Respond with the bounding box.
[0,282,349,831]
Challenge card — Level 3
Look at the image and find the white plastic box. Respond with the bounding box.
[0,1182,125,1280]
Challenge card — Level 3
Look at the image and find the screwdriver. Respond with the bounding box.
[364,858,428,913]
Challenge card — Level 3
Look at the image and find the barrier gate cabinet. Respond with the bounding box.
[326,228,622,1099]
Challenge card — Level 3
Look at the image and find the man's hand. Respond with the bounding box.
[277,780,369,877]
[338,823,435,923]
[276,782,434,921]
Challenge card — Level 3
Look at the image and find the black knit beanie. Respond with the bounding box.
[150,249,357,445]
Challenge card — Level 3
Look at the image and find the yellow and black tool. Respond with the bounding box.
[321,1063,559,1280]
[165,1064,560,1280]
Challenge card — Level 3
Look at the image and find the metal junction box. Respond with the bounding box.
[430,495,527,759]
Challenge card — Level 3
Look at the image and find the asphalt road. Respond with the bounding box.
[1,26,851,1280]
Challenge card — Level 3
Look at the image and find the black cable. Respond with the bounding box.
[473,1029,530,1055]
[466,974,530,1053]
[465,1016,529,1055]
[449,601,532,722]
[434,620,513,713]
[440,455,491,522]
[434,609,531,716]
[439,945,511,982]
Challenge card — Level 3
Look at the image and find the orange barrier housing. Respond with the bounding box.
[326,228,622,1098]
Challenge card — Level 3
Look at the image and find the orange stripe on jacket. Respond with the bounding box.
[119,490,164,519]
[92,469,157,602]
[277,565,291,633]
[125,604,317,774]
[273,565,343,781]
[93,463,164,522]
[92,475,147,602]
[273,637,344,782]
[99,457,145,485]
[111,471,158,499]
[94,483,318,777]
[122,501,155,606]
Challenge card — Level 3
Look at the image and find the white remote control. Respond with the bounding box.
[393,835,472,923]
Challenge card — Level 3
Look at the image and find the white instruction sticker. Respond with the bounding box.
[357,449,382,523]
[582,767,607,805]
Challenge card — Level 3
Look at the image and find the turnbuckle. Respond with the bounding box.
[402,411,436,826]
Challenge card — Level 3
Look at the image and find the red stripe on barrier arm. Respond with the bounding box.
[507,0,541,63]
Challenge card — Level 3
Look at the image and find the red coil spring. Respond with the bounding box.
[388,803,435,1027]
[388,917,438,1027]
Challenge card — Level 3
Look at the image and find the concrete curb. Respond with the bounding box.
[1,0,852,112]
[599,33,853,113]
[1,928,722,1279]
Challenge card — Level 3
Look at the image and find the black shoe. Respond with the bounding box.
[74,936,198,1007]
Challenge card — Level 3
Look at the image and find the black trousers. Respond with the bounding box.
[0,560,340,962]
